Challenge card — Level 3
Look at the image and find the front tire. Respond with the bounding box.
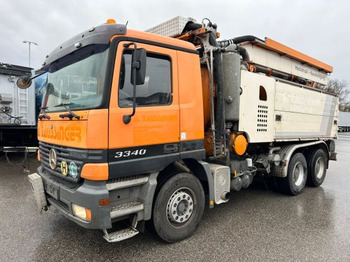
[152,172,205,243]
[307,149,327,187]
[277,153,307,196]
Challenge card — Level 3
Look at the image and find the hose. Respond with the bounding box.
[237,46,250,62]
[219,35,263,47]
[0,108,22,125]
[5,151,28,167]
[4,151,37,174]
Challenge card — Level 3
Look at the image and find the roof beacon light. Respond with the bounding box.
[106,19,116,24]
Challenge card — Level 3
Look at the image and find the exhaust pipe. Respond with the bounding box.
[221,191,231,201]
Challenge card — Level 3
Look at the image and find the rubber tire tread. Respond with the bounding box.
[152,172,205,243]
[277,153,307,196]
[307,149,327,187]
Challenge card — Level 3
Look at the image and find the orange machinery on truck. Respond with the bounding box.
[25,17,338,243]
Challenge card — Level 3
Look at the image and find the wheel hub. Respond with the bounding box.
[293,162,305,187]
[167,188,194,224]
[315,157,325,179]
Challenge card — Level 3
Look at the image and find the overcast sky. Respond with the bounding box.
[1,0,349,84]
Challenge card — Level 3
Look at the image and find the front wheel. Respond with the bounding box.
[307,149,327,187]
[152,172,205,243]
[277,153,307,196]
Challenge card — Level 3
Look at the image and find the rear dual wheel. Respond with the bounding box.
[277,149,328,195]
[307,149,327,187]
[277,153,307,196]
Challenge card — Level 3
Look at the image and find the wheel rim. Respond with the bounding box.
[167,187,194,225]
[315,157,325,179]
[292,162,305,187]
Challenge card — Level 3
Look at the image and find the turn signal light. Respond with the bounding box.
[99,198,110,206]
[81,163,108,181]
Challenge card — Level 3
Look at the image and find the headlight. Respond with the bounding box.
[72,204,91,221]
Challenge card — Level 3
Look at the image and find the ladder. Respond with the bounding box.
[17,87,28,125]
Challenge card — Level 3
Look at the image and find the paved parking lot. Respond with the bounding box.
[1,135,350,261]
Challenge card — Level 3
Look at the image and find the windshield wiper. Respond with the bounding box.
[55,103,80,120]
[38,107,50,120]
[54,102,75,107]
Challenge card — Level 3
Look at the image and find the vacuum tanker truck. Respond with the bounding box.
[25,17,338,243]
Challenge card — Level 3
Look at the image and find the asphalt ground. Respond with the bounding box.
[1,135,350,261]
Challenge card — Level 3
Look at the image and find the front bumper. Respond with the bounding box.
[35,166,111,229]
[31,166,156,230]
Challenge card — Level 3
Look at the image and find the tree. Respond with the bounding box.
[322,79,350,111]
[340,101,350,112]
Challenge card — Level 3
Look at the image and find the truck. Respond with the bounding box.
[26,16,338,243]
[0,63,37,150]
[338,111,350,132]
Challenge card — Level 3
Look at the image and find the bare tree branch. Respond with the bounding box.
[322,79,350,111]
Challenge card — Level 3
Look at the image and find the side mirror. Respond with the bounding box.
[131,48,146,85]
[122,43,147,124]
[16,76,32,89]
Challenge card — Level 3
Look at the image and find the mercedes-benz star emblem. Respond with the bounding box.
[49,149,57,170]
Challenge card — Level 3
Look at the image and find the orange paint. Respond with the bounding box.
[177,51,204,141]
[109,41,180,148]
[86,109,108,149]
[38,116,87,148]
[263,38,333,73]
[81,163,108,180]
[38,28,206,182]
[37,109,108,149]
[175,27,208,41]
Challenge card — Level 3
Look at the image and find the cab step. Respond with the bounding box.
[110,201,144,219]
[103,214,139,243]
[103,227,139,243]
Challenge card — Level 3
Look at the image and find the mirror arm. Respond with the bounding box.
[123,68,137,124]
[27,71,46,81]
[17,71,46,89]
[123,42,138,124]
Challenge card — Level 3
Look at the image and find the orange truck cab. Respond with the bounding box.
[27,17,337,243]
[29,20,212,243]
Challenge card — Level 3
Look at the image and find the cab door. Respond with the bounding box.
[108,41,180,177]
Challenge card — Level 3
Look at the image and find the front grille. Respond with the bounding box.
[39,141,107,183]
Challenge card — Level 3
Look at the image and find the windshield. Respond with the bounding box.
[42,44,109,112]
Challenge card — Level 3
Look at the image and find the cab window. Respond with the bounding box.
[118,52,172,107]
